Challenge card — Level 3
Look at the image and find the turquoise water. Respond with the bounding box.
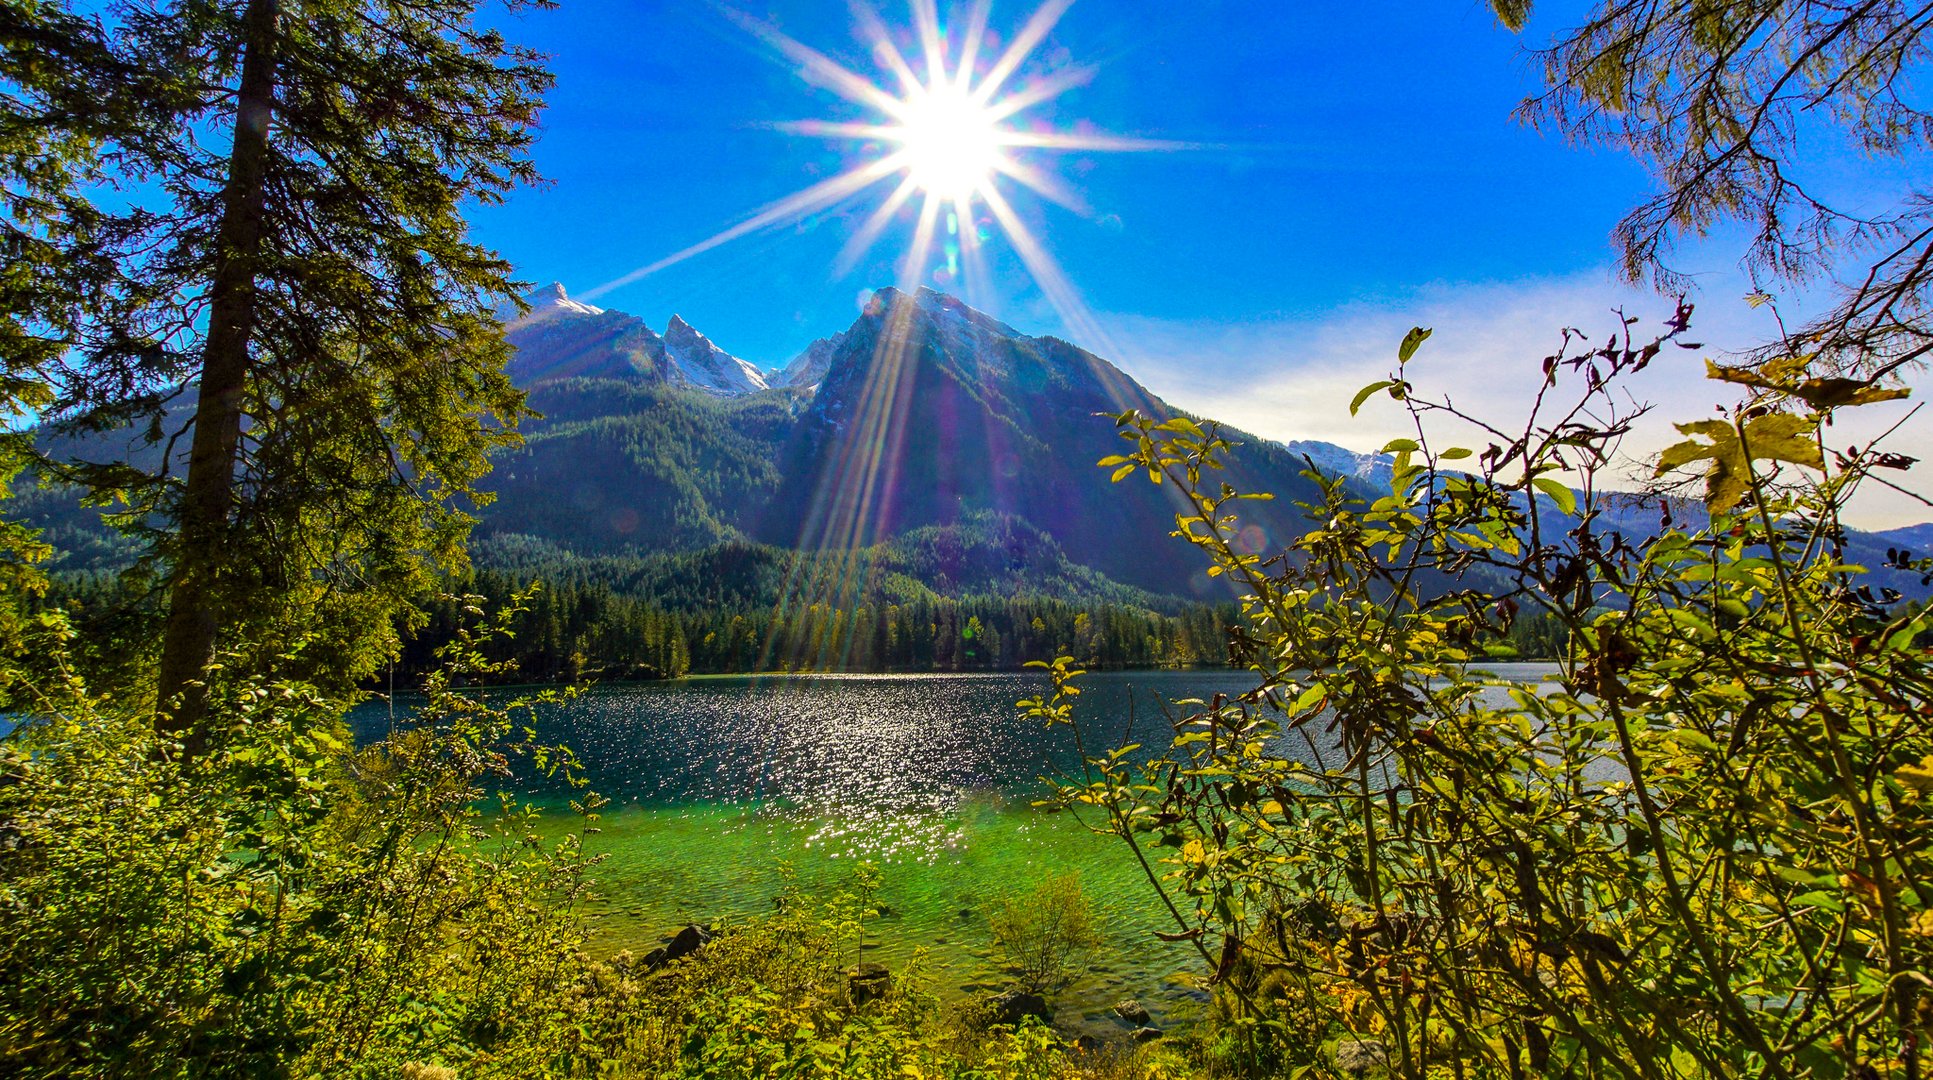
[348,670,1270,1026]
[346,665,1558,1028]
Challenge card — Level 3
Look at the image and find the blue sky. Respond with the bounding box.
[471,1,1929,526]
[479,1,1647,350]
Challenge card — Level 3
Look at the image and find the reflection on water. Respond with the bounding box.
[352,670,1271,855]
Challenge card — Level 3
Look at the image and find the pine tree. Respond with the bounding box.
[0,2,174,655]
[19,0,552,742]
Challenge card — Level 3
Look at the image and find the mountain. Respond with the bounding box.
[748,287,1349,596]
[472,285,1357,599]
[771,328,846,390]
[500,283,772,395]
[663,315,769,394]
[502,283,675,384]
[1877,522,1933,556]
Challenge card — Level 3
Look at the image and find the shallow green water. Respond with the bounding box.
[559,795,1201,1028]
[350,670,1265,1024]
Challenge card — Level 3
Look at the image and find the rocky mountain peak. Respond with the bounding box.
[661,313,767,395]
[665,314,702,342]
[503,281,604,326]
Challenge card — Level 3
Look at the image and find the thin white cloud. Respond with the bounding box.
[1099,272,1932,529]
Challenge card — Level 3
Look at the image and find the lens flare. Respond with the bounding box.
[577,2,1195,672]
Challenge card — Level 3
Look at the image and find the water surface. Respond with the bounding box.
[349,664,1559,1030]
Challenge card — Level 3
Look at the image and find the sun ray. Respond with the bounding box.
[837,174,924,275]
[952,197,995,305]
[606,2,1191,307]
[910,0,947,85]
[847,0,924,95]
[651,2,1198,671]
[953,0,995,89]
[972,0,1075,105]
[721,7,911,120]
[997,130,1195,152]
[990,156,1089,216]
[583,154,906,299]
[771,119,900,140]
[900,189,945,289]
[983,65,1096,124]
[978,181,1124,388]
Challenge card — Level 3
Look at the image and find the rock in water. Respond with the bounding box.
[644,923,713,970]
[1113,999,1151,1025]
[982,989,1050,1028]
[848,962,892,1004]
[1334,1038,1391,1076]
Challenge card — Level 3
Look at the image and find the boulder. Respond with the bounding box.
[644,923,713,971]
[1113,999,1151,1025]
[1335,1038,1391,1076]
[983,989,1050,1028]
[1132,1026,1163,1043]
[847,962,892,1004]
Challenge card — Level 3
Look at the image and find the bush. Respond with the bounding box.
[986,873,1103,994]
[0,600,1125,1077]
[0,597,601,1078]
[1051,312,1933,1079]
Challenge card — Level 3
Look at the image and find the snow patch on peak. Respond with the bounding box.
[663,315,769,395]
[1281,440,1390,481]
[502,282,603,325]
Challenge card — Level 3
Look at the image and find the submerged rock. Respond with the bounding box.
[982,989,1050,1028]
[848,962,892,1004]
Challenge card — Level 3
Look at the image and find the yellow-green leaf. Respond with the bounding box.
[1350,380,1396,416]
[1398,326,1432,363]
[1532,477,1577,516]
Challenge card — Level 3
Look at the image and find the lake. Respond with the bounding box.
[347,663,1560,1033]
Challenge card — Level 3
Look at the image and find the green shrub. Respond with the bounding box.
[986,873,1103,994]
[0,597,601,1078]
[1052,313,1933,1079]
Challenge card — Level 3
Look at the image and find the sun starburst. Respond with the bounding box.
[583,0,1179,333]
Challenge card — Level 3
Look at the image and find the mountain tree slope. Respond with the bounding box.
[758,287,1334,598]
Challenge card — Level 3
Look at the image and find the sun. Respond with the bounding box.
[894,82,1004,204]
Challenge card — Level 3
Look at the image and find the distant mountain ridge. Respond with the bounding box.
[478,283,1933,603]
[502,283,774,395]
[479,284,1369,599]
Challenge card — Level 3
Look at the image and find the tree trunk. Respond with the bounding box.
[155,0,280,750]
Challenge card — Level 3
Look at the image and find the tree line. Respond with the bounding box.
[391,571,1236,683]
